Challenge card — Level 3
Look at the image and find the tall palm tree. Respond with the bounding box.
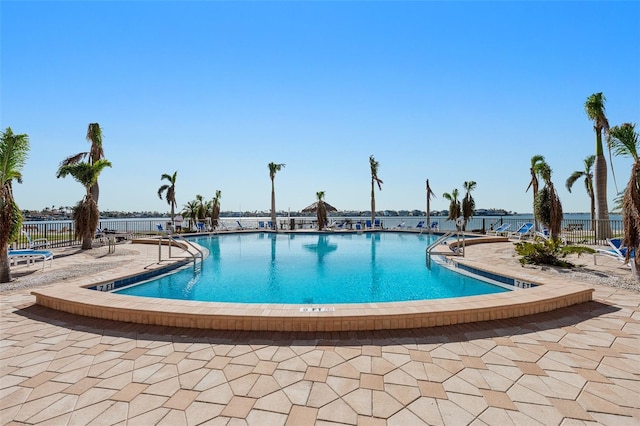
[315,191,328,230]
[443,188,461,227]
[268,162,285,231]
[608,122,639,277]
[426,179,436,232]
[566,155,596,228]
[211,190,221,229]
[526,154,546,231]
[461,181,477,231]
[369,155,383,224]
[157,171,178,222]
[57,159,112,250]
[534,162,563,242]
[0,128,29,283]
[585,92,612,240]
[59,123,105,204]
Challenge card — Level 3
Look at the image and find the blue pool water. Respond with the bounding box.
[115,232,509,304]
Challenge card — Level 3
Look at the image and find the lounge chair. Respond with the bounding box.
[536,226,550,239]
[374,219,382,229]
[8,249,54,270]
[430,221,439,231]
[486,223,510,236]
[414,220,426,230]
[95,228,108,245]
[365,220,373,229]
[507,222,534,240]
[197,222,206,232]
[597,238,634,261]
[22,229,49,249]
[394,221,406,230]
[596,238,637,273]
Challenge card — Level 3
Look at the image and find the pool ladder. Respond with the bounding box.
[159,233,204,270]
[426,231,465,269]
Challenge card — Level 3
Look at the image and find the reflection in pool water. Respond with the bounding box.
[115,232,509,304]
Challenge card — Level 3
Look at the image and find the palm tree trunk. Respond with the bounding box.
[594,154,612,241]
[371,181,375,224]
[589,193,596,232]
[271,180,277,232]
[0,252,11,283]
[90,183,99,205]
[82,231,93,250]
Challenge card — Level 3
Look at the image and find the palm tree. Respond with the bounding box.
[526,155,546,231]
[316,191,328,230]
[157,171,178,222]
[211,190,221,229]
[461,181,477,231]
[585,92,612,240]
[369,155,383,224]
[443,188,461,228]
[57,159,112,250]
[426,179,436,232]
[195,194,206,221]
[566,155,596,229]
[268,162,285,231]
[534,162,563,242]
[59,123,105,204]
[608,122,639,277]
[182,200,199,231]
[0,128,29,283]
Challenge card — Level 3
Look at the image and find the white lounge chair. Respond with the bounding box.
[536,226,550,239]
[507,222,534,240]
[414,220,426,230]
[597,238,633,261]
[486,223,510,236]
[9,249,54,270]
[596,238,637,273]
[22,229,49,249]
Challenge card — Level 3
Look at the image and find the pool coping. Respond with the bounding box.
[31,236,594,331]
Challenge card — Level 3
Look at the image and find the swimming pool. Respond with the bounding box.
[115,232,509,304]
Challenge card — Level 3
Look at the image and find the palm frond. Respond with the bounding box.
[565,171,584,192]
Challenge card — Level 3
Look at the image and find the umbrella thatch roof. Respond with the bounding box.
[301,201,338,213]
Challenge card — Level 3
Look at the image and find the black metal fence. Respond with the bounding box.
[467,217,623,245]
[16,219,165,250]
[14,217,624,250]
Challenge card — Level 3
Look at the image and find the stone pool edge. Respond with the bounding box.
[31,252,594,332]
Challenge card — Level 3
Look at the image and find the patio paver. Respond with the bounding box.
[0,240,638,424]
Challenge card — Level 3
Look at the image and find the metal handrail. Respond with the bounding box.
[158,233,203,270]
[426,231,456,253]
[426,231,465,269]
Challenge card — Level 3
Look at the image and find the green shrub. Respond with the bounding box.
[514,238,595,268]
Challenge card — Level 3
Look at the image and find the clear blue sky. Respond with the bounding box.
[2,1,639,215]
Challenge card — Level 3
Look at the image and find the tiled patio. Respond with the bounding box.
[1,240,639,425]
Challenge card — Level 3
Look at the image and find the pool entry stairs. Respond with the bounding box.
[426,231,465,269]
[160,233,204,270]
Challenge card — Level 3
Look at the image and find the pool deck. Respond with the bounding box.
[1,237,639,424]
[28,236,595,332]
